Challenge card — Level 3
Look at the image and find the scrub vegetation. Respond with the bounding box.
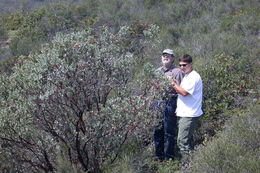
[0,0,259,172]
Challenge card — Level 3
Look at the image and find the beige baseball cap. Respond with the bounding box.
[162,49,174,56]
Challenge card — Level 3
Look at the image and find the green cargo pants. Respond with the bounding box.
[177,117,199,162]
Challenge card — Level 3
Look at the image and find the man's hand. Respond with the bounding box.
[172,79,179,87]
[172,79,189,96]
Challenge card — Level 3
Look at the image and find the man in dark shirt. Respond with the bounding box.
[153,49,183,161]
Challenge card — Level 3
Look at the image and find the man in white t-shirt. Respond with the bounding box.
[172,54,203,164]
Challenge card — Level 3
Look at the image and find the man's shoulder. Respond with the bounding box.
[191,70,201,78]
[171,67,181,72]
[156,66,164,71]
[156,65,182,75]
[189,70,202,82]
[169,66,182,74]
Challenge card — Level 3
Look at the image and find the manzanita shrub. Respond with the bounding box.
[0,24,166,172]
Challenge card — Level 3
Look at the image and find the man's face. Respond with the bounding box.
[161,54,173,66]
[179,61,192,74]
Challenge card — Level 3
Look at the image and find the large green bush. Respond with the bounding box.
[0,24,162,172]
[193,53,257,142]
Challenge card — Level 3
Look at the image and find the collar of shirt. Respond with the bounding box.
[162,65,176,73]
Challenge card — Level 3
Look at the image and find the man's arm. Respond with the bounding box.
[172,79,189,96]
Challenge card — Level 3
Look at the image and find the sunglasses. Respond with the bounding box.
[179,63,188,67]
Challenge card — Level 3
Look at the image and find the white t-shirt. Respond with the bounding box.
[176,70,203,117]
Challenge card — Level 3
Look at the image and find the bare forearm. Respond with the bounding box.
[174,85,189,96]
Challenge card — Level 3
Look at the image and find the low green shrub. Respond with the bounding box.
[188,104,260,173]
[2,1,99,58]
[0,23,7,41]
[3,12,24,30]
[9,28,47,56]
[0,54,17,74]
[0,47,11,61]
